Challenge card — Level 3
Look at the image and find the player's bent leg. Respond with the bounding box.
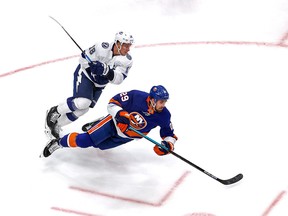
[57,114,73,127]
[72,97,92,109]
[97,136,133,150]
[87,115,116,144]
[60,132,94,148]
[60,108,89,126]
[57,97,92,126]
[57,97,92,114]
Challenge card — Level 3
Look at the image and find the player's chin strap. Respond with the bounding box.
[115,42,122,55]
[128,126,244,186]
[150,98,156,109]
[147,98,155,114]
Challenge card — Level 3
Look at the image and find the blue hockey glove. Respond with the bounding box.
[89,61,109,76]
[153,141,174,156]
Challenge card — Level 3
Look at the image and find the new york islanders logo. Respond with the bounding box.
[129,112,147,130]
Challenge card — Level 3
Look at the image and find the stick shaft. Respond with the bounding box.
[49,16,92,63]
[128,126,243,185]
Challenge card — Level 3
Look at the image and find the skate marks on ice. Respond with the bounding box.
[41,144,192,214]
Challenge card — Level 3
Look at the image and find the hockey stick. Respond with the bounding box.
[49,16,92,63]
[129,126,243,185]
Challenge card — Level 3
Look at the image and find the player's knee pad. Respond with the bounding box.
[66,108,89,122]
[73,108,89,118]
[71,97,92,110]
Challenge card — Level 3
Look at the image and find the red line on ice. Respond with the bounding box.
[0,55,78,78]
[51,207,102,216]
[135,41,288,49]
[1,40,288,79]
[261,190,287,216]
[69,171,190,207]
[278,30,288,45]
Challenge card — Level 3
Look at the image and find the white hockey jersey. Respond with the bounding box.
[79,41,133,88]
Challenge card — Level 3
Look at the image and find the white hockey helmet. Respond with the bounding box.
[114,31,134,45]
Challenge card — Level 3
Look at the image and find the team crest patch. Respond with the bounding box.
[101,42,109,49]
[129,112,147,130]
[126,53,132,60]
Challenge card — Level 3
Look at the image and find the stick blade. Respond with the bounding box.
[219,173,243,185]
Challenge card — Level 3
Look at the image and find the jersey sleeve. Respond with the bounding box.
[159,112,178,144]
[109,54,133,85]
[107,90,134,117]
[79,42,112,68]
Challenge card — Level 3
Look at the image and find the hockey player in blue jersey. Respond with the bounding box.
[45,31,134,139]
[41,85,178,158]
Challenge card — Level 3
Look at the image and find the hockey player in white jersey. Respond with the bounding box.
[45,31,134,139]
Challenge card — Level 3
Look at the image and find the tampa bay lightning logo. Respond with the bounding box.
[126,53,132,60]
[101,42,109,49]
[129,112,147,130]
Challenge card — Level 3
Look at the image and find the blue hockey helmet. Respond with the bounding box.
[149,85,169,102]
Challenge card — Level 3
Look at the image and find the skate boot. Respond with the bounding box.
[40,138,62,158]
[45,106,61,139]
[82,116,105,132]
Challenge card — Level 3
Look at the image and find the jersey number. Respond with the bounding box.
[120,92,129,101]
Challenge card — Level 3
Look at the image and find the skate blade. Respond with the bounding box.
[44,120,54,140]
[39,142,47,158]
[39,151,44,158]
[44,128,54,139]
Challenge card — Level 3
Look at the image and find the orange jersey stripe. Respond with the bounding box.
[68,132,78,147]
[109,98,122,106]
[88,115,113,134]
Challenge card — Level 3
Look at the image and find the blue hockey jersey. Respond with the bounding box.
[108,90,177,142]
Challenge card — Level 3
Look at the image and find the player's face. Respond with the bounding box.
[155,99,167,112]
[119,43,131,55]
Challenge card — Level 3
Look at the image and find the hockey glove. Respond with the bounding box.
[115,110,130,133]
[89,61,109,76]
[153,141,174,156]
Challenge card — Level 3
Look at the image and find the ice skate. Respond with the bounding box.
[40,138,62,158]
[82,116,105,132]
[44,122,61,139]
[45,106,61,139]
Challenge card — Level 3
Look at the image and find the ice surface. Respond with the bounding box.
[0,0,288,215]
